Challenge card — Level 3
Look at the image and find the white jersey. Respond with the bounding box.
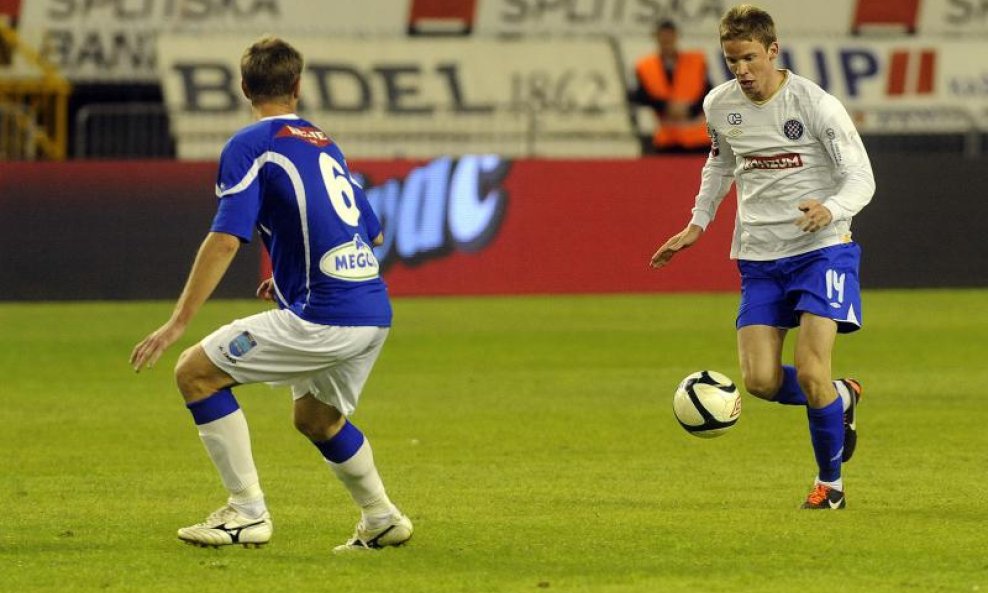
[689,71,875,260]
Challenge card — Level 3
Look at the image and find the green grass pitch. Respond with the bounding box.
[1,290,985,593]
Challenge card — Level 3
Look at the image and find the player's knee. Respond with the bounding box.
[175,347,216,402]
[795,365,832,404]
[293,416,327,440]
[741,373,777,400]
[293,410,345,441]
[795,365,826,392]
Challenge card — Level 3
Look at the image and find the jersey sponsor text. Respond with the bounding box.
[319,234,380,281]
[741,153,804,171]
[276,125,332,147]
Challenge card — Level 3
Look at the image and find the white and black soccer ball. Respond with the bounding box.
[673,370,741,438]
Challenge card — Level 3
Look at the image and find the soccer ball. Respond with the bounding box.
[673,370,741,438]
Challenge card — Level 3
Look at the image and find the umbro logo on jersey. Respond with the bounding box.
[276,124,332,147]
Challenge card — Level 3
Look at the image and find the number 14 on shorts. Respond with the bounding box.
[826,269,845,309]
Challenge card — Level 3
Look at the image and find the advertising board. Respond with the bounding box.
[17,0,408,82]
[4,153,987,300]
[158,35,638,159]
[621,37,988,133]
[473,0,857,37]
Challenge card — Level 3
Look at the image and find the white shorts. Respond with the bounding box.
[200,308,389,417]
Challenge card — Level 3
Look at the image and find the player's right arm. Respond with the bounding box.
[130,232,241,371]
[650,224,704,268]
[132,135,262,371]
[650,96,735,269]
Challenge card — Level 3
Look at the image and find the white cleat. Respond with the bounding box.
[333,510,413,553]
[177,505,272,548]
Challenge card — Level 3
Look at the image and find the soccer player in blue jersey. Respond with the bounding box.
[130,36,412,550]
[649,4,871,509]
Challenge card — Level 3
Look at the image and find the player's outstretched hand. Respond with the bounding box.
[130,320,186,372]
[256,277,276,302]
[796,199,833,233]
[650,224,703,269]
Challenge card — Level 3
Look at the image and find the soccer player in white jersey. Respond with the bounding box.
[649,4,874,509]
[130,36,412,549]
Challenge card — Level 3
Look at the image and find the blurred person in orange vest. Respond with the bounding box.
[629,19,712,154]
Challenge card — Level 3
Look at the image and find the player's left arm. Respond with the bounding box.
[798,95,876,232]
[130,232,241,371]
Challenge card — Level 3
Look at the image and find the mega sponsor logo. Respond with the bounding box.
[319,234,381,281]
[741,153,804,171]
[358,155,510,269]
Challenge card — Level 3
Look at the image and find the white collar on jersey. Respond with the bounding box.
[258,113,301,121]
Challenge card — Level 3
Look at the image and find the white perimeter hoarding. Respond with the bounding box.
[158,36,639,159]
[474,0,857,37]
[620,37,988,133]
[17,0,409,83]
[918,0,988,35]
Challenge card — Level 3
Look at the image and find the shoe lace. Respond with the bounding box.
[345,533,372,549]
[202,505,235,525]
[806,484,829,505]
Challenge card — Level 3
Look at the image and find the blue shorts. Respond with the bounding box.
[737,243,862,334]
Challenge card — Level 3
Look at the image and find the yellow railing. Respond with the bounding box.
[0,17,71,160]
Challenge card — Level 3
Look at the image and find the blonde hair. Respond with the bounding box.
[719,4,777,48]
[240,36,303,103]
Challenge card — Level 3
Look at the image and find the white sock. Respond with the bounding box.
[816,477,844,492]
[197,409,264,512]
[833,380,851,412]
[229,483,267,518]
[327,440,395,527]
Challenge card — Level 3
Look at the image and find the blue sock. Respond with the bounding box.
[806,397,844,483]
[186,388,240,424]
[312,421,365,463]
[774,365,808,406]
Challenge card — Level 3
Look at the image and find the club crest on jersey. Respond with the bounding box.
[784,119,804,140]
[319,234,380,282]
[276,124,332,147]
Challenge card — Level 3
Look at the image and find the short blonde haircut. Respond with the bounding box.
[240,36,303,103]
[719,4,777,48]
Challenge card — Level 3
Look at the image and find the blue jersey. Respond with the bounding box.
[211,115,391,327]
